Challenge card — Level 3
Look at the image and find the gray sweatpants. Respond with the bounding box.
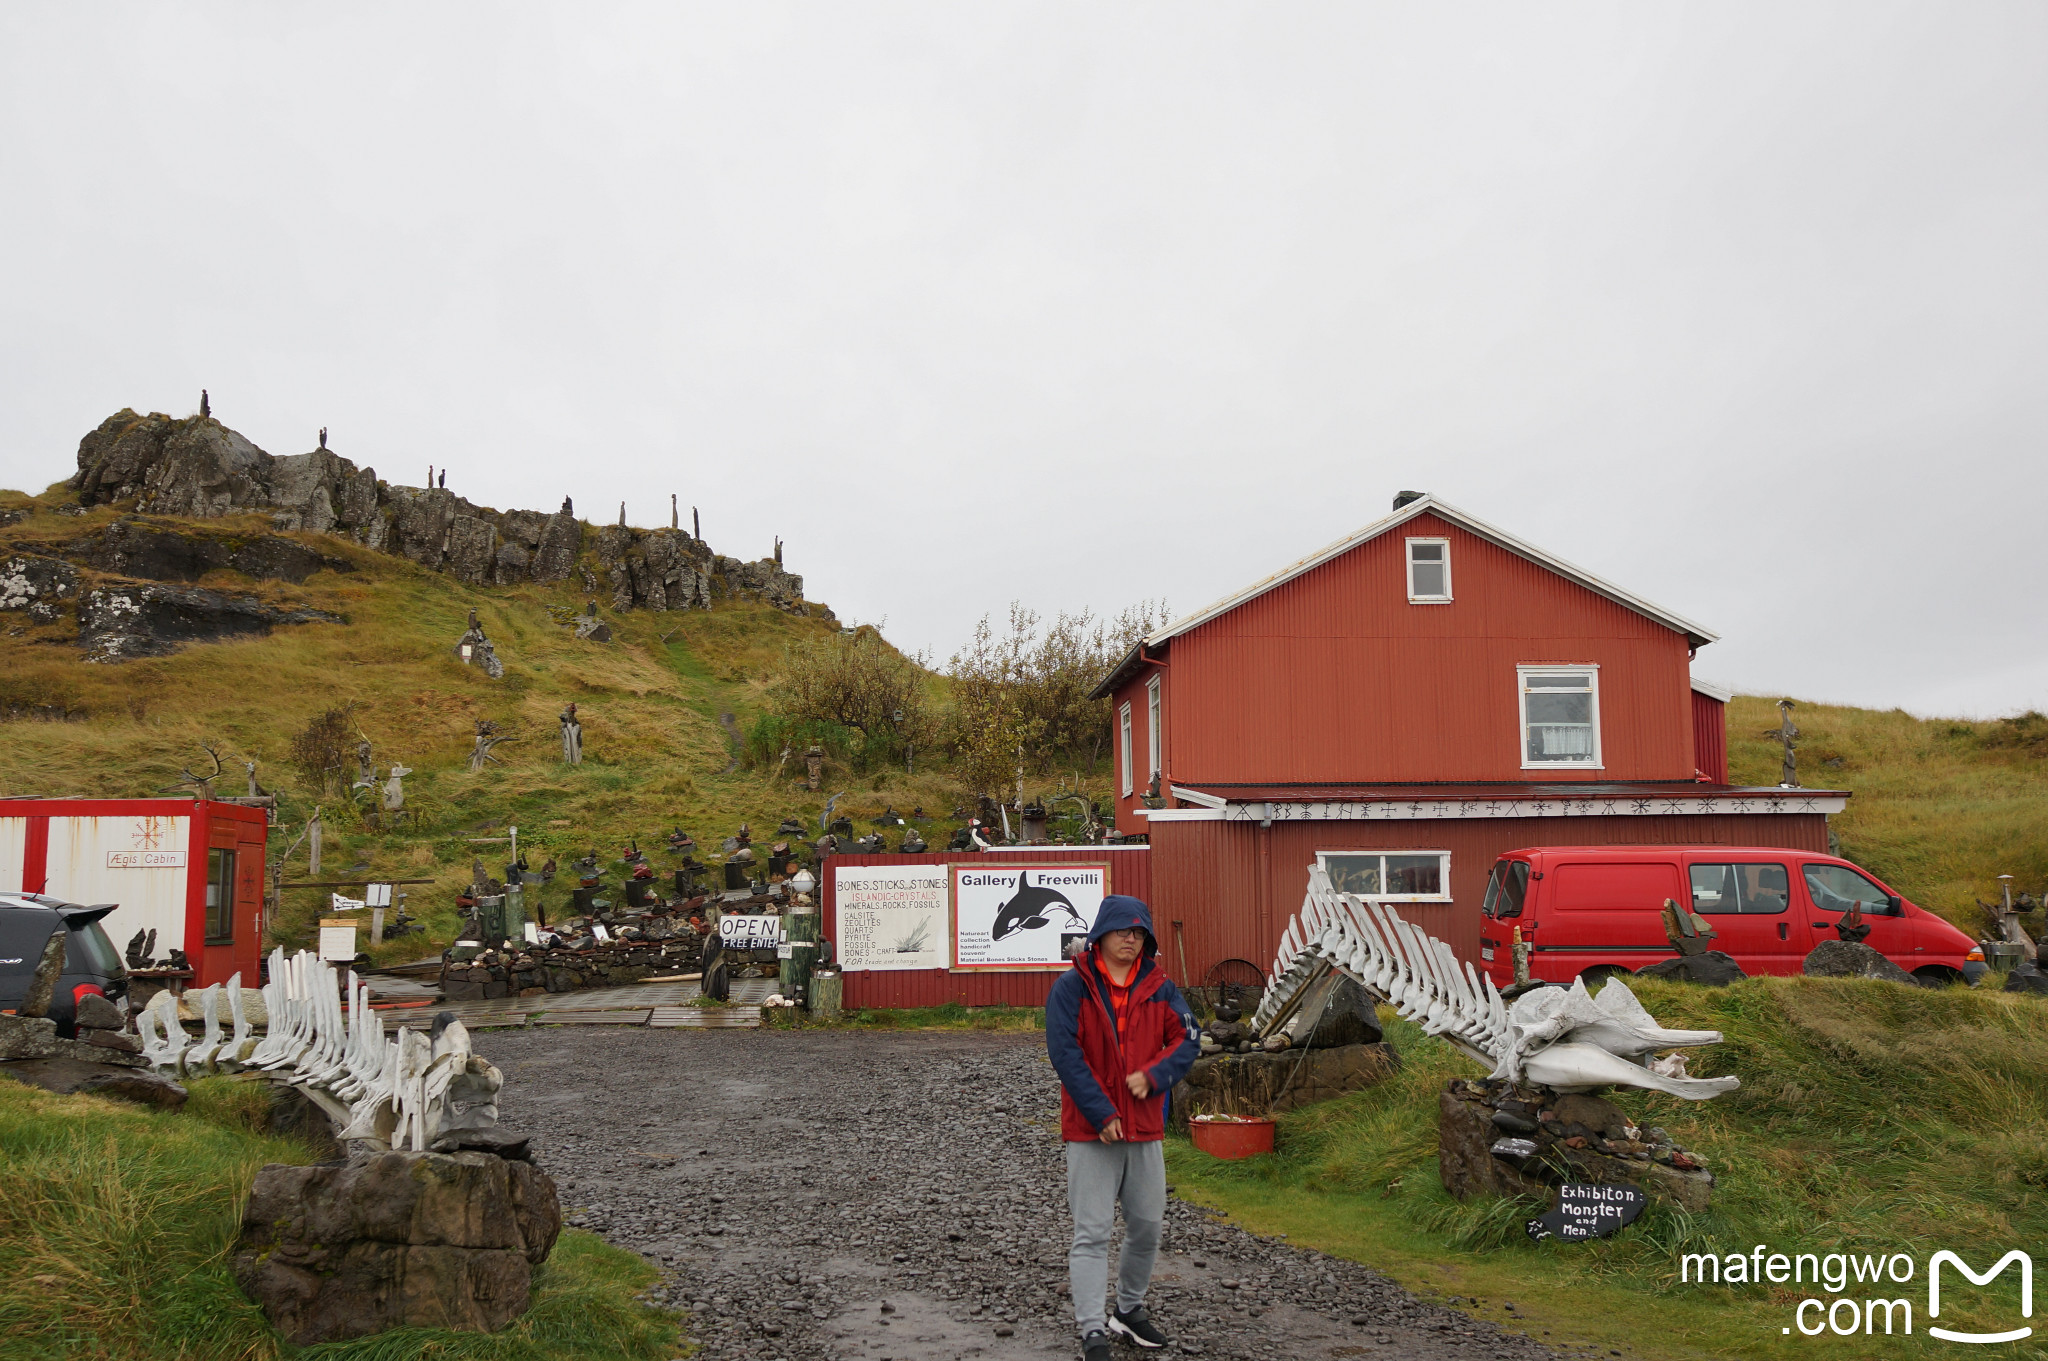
[1065,1138,1166,1338]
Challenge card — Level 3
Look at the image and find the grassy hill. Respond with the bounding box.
[0,488,992,961]
[1726,694,2048,934]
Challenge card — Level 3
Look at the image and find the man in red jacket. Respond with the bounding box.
[1046,895,1201,1360]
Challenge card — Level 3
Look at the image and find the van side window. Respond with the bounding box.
[1689,863,1790,915]
[1482,861,1529,918]
[1552,862,1683,909]
[1803,864,1901,916]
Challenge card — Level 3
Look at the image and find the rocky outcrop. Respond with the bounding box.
[0,554,78,623]
[69,410,825,615]
[1802,939,1917,985]
[233,1148,561,1345]
[79,584,344,662]
[66,519,351,585]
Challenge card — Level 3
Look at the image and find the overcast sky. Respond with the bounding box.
[3,4,2043,717]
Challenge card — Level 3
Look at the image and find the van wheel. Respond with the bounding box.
[1578,965,1633,988]
[1912,966,1964,988]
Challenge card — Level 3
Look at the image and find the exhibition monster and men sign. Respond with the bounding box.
[834,864,948,971]
[952,863,1109,970]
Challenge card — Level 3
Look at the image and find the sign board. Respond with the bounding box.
[106,851,186,869]
[318,919,358,962]
[721,915,784,952]
[834,865,948,971]
[952,863,1108,970]
[367,883,392,908]
[331,892,365,912]
[1526,1183,1646,1243]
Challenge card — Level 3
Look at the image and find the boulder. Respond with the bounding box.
[1803,940,1916,985]
[0,554,80,624]
[233,1149,561,1345]
[73,992,126,1032]
[1637,951,1747,986]
[2002,960,2048,997]
[78,583,344,662]
[0,1056,187,1109]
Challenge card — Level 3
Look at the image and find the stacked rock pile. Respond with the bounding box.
[438,884,796,1001]
[1438,1079,1715,1212]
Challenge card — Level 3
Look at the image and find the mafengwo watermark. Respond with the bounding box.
[1680,1245,2032,1343]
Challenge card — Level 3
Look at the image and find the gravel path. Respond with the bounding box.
[481,1028,1572,1361]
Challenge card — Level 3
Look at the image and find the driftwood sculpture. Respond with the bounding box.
[158,744,225,799]
[140,949,502,1150]
[1251,867,1738,1099]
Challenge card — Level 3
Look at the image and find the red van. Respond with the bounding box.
[1477,846,1985,988]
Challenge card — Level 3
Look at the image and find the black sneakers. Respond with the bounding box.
[1082,1329,1113,1361]
[1109,1307,1171,1349]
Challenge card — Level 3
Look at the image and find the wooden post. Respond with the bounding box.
[812,968,843,1020]
[1511,925,1531,986]
[370,907,386,947]
[308,808,322,878]
[781,901,818,1005]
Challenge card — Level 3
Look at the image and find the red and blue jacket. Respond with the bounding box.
[1046,895,1201,1143]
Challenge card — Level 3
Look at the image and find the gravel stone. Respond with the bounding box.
[480,1028,1580,1360]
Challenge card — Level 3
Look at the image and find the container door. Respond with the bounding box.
[1686,859,1806,974]
[1538,859,1686,981]
[1799,862,1914,968]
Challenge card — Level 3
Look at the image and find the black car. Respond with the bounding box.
[0,893,128,1036]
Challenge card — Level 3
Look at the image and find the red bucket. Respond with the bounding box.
[1189,1116,1275,1160]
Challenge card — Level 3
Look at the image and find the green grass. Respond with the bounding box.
[1727,694,2048,932]
[830,1002,1045,1031]
[0,1075,680,1360]
[1167,979,2048,1361]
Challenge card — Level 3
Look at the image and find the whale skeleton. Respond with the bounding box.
[1250,867,1738,1099]
[142,947,503,1149]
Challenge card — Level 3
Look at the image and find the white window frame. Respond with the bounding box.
[1316,850,1453,902]
[1406,537,1452,603]
[1119,704,1134,797]
[1518,664,1603,770]
[1146,676,1162,782]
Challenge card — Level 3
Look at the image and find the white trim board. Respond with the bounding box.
[1144,495,1718,649]
[1137,793,1847,822]
[1690,675,1735,703]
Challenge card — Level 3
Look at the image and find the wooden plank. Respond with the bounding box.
[533,1009,653,1025]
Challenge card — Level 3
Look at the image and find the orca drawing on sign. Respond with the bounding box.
[990,871,1089,942]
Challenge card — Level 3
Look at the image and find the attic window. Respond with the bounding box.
[1406,538,1451,602]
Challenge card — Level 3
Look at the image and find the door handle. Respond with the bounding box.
[1778,922,1789,942]
[1811,922,1828,929]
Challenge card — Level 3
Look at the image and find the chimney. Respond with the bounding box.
[1393,490,1427,511]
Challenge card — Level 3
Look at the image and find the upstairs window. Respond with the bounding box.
[1119,704,1134,797]
[1519,666,1601,767]
[1406,538,1451,602]
[1146,676,1162,783]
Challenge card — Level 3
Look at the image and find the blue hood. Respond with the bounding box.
[1086,895,1158,956]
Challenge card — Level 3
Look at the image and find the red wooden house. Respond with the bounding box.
[1090,492,1842,983]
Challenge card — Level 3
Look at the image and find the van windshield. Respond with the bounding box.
[1482,860,1529,918]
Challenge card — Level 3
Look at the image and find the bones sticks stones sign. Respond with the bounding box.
[1526,1183,1647,1243]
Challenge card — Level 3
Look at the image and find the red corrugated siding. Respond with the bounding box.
[1147,514,1698,794]
[823,848,1152,1008]
[1692,691,1729,783]
[1151,812,1828,979]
